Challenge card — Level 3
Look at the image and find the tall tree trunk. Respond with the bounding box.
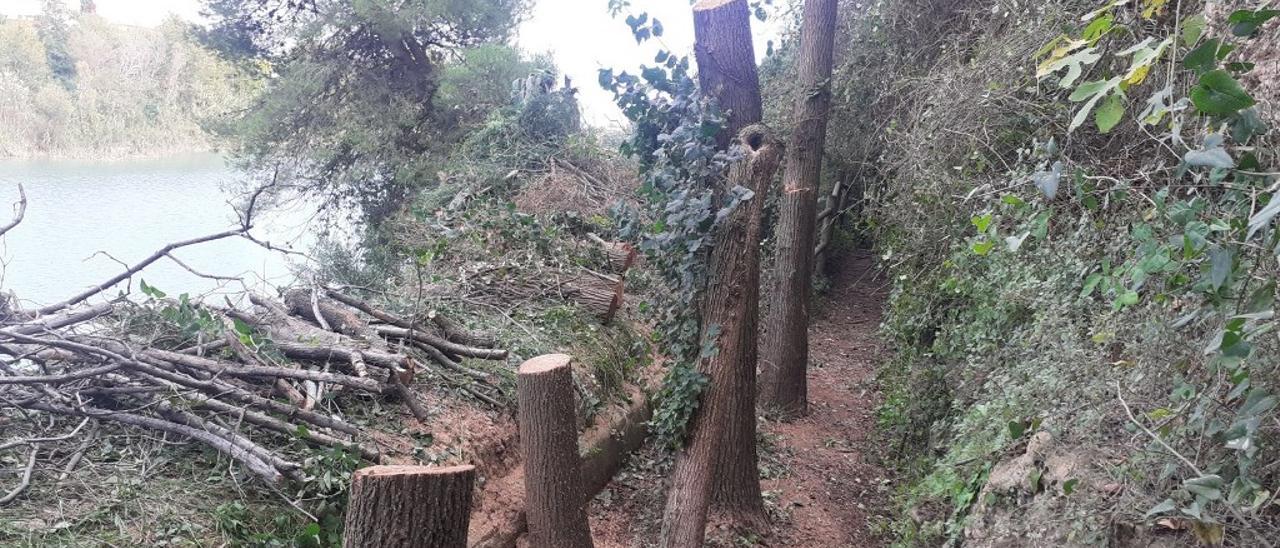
[342,464,475,548]
[760,0,840,417]
[517,354,594,548]
[660,127,782,548]
[689,0,771,518]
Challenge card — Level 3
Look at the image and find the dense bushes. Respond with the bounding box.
[0,12,251,158]
[806,0,1280,544]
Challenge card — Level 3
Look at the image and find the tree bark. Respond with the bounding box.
[516,354,594,548]
[660,127,783,548]
[689,0,773,521]
[343,464,475,548]
[760,0,839,417]
[692,0,764,148]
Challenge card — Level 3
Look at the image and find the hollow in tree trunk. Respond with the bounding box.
[517,354,594,548]
[342,464,475,548]
[760,0,840,417]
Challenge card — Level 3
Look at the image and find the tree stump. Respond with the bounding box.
[342,464,476,548]
[517,354,594,548]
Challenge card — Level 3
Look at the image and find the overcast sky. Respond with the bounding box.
[1,0,786,126]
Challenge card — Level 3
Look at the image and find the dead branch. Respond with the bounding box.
[0,184,27,239]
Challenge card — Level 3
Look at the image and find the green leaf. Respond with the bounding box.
[1190,70,1256,116]
[1227,9,1279,37]
[1096,93,1124,132]
[1082,13,1115,44]
[1209,245,1232,289]
[1007,420,1026,439]
[1037,46,1102,88]
[139,279,166,299]
[1247,194,1280,241]
[1081,273,1103,297]
[971,213,993,233]
[1183,474,1224,501]
[1145,498,1176,517]
[1063,478,1079,495]
[1182,39,1224,74]
[1181,13,1206,46]
[971,240,995,256]
[1118,290,1140,307]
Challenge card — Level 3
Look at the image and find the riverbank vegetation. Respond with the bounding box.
[0,2,253,159]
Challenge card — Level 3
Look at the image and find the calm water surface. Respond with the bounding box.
[0,154,314,307]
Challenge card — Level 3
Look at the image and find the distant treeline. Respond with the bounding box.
[0,4,254,159]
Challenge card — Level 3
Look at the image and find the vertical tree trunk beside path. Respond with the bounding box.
[517,354,594,548]
[761,0,840,417]
[660,126,783,548]
[689,0,772,518]
[342,464,476,548]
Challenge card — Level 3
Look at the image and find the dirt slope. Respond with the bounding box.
[587,249,892,546]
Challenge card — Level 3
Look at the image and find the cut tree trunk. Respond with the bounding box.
[660,128,783,548]
[560,273,625,325]
[760,0,839,417]
[692,0,763,148]
[343,464,476,548]
[516,354,594,548]
[686,0,774,528]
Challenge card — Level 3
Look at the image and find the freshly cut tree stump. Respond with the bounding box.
[517,354,594,548]
[343,464,476,548]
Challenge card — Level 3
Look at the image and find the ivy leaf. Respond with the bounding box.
[1246,194,1280,241]
[1068,78,1121,132]
[1145,498,1176,517]
[1209,245,1232,289]
[1190,70,1255,116]
[651,18,664,37]
[1227,9,1279,37]
[1183,474,1224,501]
[1095,93,1125,132]
[1183,39,1229,75]
[971,240,995,256]
[1183,133,1234,168]
[1181,13,1206,46]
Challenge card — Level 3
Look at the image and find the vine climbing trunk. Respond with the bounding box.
[761,0,839,417]
[686,0,773,522]
[660,125,782,547]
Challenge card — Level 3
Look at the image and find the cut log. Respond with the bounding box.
[560,273,624,325]
[516,354,594,548]
[282,288,374,339]
[343,464,476,548]
[587,234,638,274]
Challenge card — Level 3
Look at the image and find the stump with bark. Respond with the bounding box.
[561,273,625,325]
[516,354,594,548]
[343,464,476,548]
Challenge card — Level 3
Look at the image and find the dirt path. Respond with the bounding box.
[587,249,892,547]
[757,249,891,546]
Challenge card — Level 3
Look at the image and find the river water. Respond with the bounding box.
[0,154,315,308]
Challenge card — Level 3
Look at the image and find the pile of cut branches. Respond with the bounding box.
[0,188,508,503]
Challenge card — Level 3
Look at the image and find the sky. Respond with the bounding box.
[0,0,787,126]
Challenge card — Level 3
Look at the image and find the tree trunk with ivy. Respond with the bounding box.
[660,125,782,547]
[760,0,839,417]
[688,0,773,520]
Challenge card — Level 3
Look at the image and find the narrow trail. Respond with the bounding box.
[758,249,891,546]
[588,249,892,547]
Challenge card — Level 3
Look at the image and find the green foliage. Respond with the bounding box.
[0,14,251,158]
[813,0,1279,543]
[599,6,761,448]
[204,0,532,222]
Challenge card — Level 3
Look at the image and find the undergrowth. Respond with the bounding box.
[806,0,1280,545]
